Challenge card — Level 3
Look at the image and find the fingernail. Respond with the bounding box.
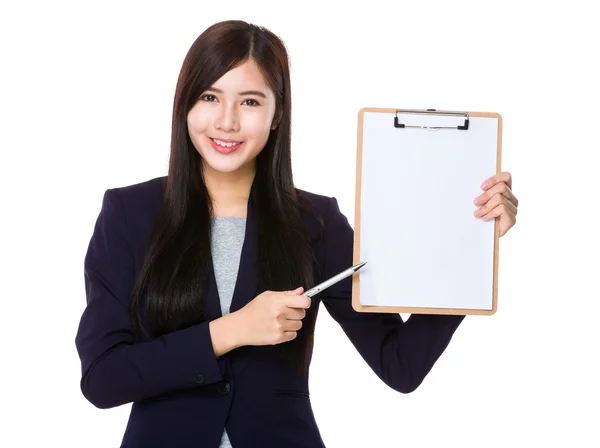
[481,182,489,189]
[473,197,482,205]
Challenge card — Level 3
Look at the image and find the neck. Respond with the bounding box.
[203,163,255,217]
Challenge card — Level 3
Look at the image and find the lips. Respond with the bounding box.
[209,138,243,154]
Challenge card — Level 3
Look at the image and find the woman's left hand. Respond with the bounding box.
[473,171,518,237]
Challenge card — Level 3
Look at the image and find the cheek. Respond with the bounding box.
[187,108,209,137]
[243,113,274,139]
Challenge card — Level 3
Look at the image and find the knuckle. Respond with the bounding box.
[273,322,282,334]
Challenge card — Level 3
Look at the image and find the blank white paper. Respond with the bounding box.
[358,112,498,310]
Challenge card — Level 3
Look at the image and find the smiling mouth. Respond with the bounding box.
[209,137,243,154]
[211,138,242,147]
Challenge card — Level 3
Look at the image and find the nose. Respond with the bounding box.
[214,103,240,133]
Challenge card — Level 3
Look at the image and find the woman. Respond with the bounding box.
[75,20,519,448]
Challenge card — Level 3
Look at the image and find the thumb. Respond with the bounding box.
[285,286,304,295]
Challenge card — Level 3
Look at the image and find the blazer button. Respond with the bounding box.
[218,381,231,395]
[195,373,205,385]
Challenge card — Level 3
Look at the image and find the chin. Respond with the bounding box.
[202,157,246,174]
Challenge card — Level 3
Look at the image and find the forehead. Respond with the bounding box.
[211,59,271,92]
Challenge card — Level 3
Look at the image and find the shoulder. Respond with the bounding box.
[102,176,166,223]
[296,189,354,280]
[95,176,166,247]
[108,176,166,207]
[296,187,350,228]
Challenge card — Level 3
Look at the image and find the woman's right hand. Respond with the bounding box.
[232,287,311,347]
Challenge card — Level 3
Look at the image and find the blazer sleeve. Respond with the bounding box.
[75,189,223,409]
[319,197,465,393]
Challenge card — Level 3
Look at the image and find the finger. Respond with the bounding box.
[474,182,518,209]
[281,331,298,343]
[284,295,311,309]
[480,203,517,237]
[285,287,304,296]
[282,319,303,332]
[284,308,306,321]
[474,194,517,219]
[481,171,512,191]
[481,203,516,224]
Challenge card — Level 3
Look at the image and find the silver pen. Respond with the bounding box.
[303,262,367,298]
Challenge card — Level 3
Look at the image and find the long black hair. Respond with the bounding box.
[128,20,324,376]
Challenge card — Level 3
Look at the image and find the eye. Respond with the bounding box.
[200,94,217,102]
[243,98,260,106]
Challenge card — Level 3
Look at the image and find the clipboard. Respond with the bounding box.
[351,108,502,316]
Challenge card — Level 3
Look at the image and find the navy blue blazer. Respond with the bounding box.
[75,176,464,447]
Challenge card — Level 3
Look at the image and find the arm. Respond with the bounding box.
[75,189,232,409]
[319,197,465,393]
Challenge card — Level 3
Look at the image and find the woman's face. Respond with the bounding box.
[187,59,278,177]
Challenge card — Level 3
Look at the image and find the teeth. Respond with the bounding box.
[213,138,240,148]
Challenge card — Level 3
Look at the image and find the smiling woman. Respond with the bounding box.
[74,18,518,448]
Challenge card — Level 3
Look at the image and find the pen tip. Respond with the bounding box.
[355,261,367,271]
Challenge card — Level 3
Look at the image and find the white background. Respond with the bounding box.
[2,1,599,447]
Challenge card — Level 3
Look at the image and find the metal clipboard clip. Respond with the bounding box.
[393,109,470,130]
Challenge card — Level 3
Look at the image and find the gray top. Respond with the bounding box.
[211,216,246,448]
[211,216,246,317]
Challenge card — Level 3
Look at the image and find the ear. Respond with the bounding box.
[271,110,282,130]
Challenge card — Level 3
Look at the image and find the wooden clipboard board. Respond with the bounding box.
[351,108,503,316]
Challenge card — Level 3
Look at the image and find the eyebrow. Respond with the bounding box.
[206,87,267,99]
